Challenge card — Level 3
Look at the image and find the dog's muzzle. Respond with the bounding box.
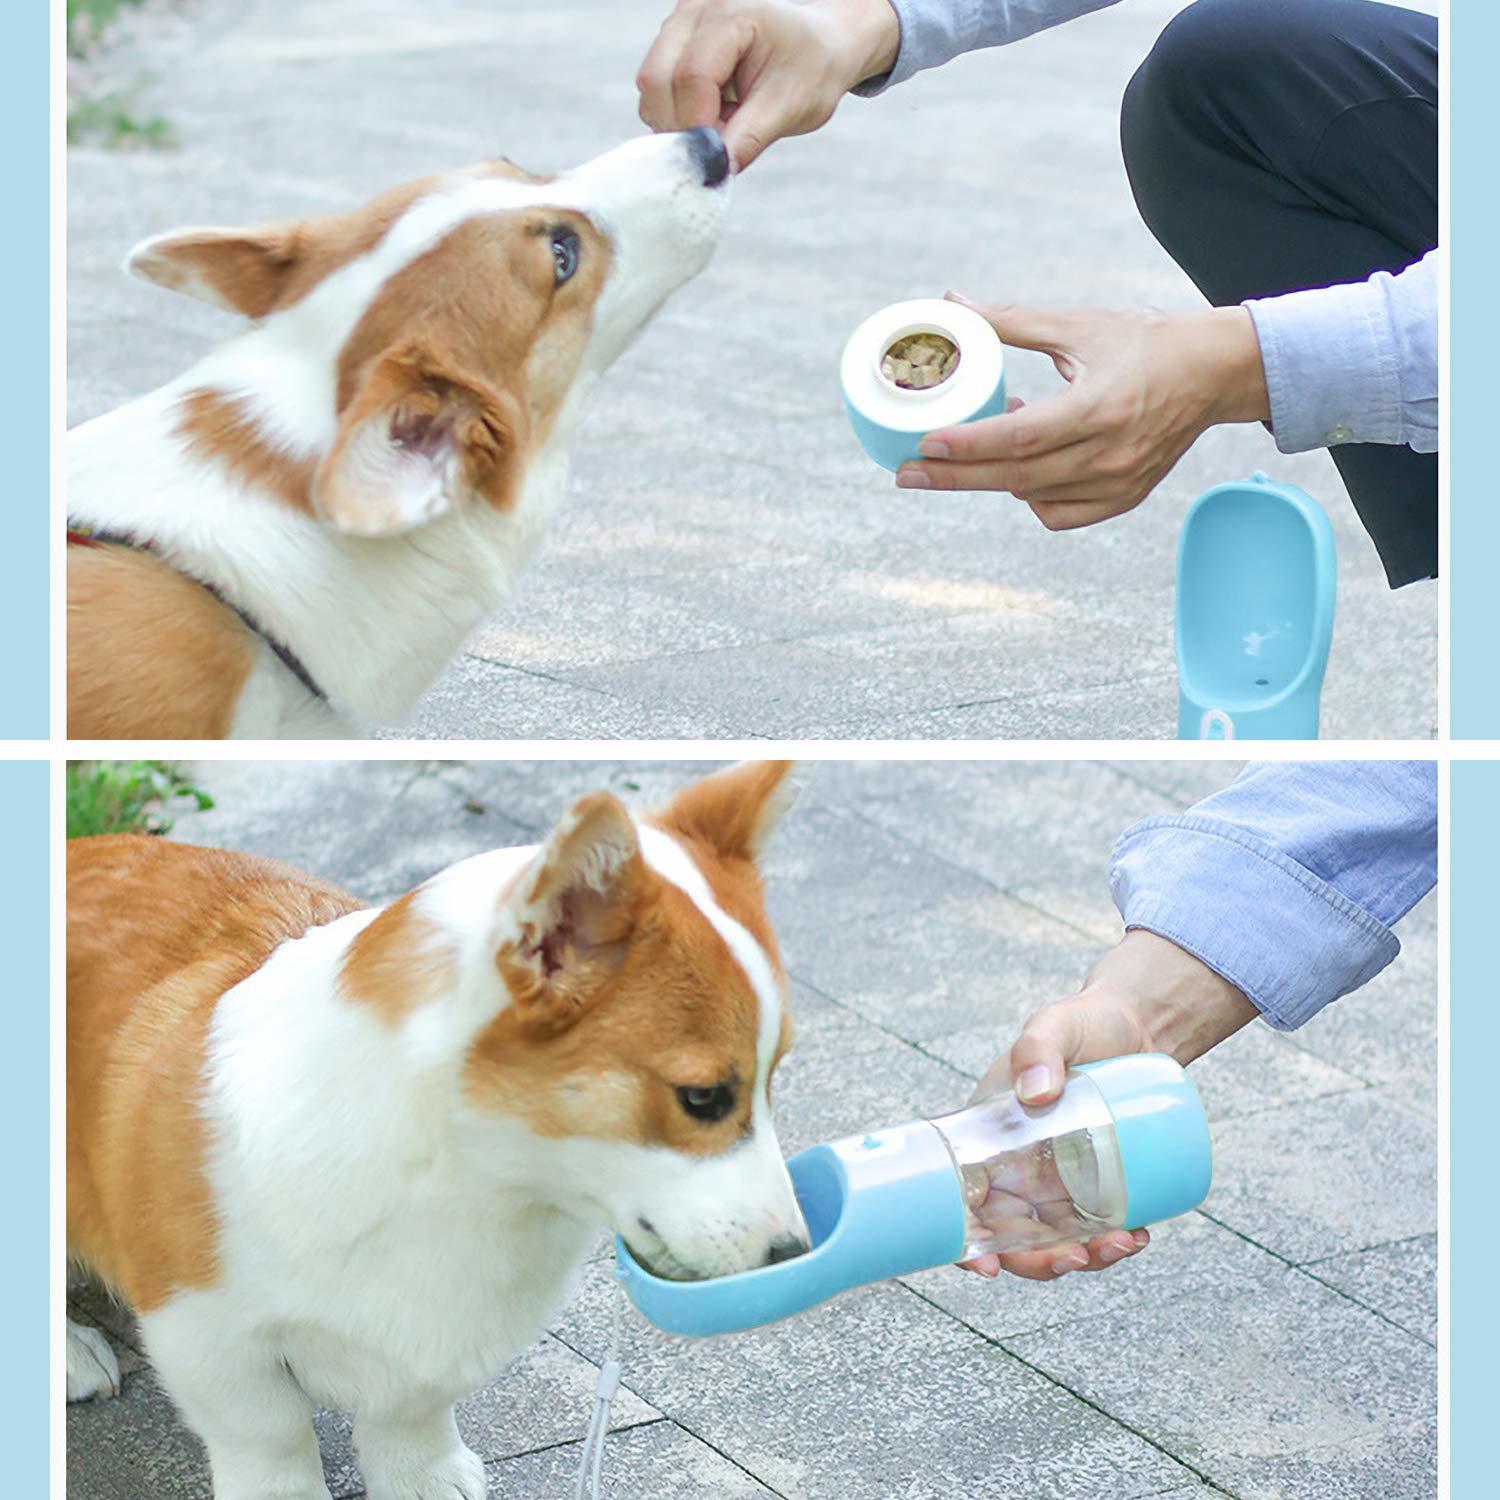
[684,126,731,188]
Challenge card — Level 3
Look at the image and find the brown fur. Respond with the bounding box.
[66,764,797,1313]
[76,157,617,735]
[67,545,256,739]
[317,208,612,527]
[471,876,766,1153]
[340,891,456,1026]
[157,157,602,531]
[466,765,799,1149]
[651,760,797,975]
[129,160,551,320]
[67,836,364,1311]
[174,390,319,515]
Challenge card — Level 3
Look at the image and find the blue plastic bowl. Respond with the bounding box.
[615,1125,966,1337]
[1176,473,1336,740]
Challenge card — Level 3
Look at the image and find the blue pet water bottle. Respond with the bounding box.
[616,1053,1211,1336]
[1175,473,1336,740]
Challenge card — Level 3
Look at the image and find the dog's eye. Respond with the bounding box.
[551,228,579,285]
[677,1084,735,1123]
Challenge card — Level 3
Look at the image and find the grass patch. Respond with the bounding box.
[66,89,175,149]
[67,0,178,151]
[67,761,213,839]
[67,0,145,58]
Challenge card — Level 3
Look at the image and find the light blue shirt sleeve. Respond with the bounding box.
[852,0,1125,95]
[855,2,1439,461]
[1245,250,1439,456]
[1109,762,1436,1031]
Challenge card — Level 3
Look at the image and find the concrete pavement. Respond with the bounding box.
[65,0,1437,740]
[66,759,1438,1497]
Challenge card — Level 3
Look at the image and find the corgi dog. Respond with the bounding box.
[66,761,809,1500]
[67,127,731,739]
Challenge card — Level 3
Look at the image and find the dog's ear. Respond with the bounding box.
[656,762,806,864]
[124,224,304,318]
[310,341,529,537]
[491,155,551,185]
[496,793,650,1036]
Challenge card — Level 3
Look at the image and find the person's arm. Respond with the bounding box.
[1110,760,1437,1029]
[896,294,1270,530]
[964,761,1436,1281]
[1246,248,1438,458]
[898,257,1438,527]
[854,0,1126,97]
[636,0,1123,169]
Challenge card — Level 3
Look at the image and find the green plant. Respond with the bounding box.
[66,761,213,839]
[67,0,142,60]
[66,89,176,149]
[67,0,177,151]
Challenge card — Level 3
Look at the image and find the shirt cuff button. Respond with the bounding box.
[1326,425,1354,444]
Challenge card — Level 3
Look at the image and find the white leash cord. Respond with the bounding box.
[574,1272,626,1500]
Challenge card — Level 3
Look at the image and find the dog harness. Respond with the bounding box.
[67,523,329,706]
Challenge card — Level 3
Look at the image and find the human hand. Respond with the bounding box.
[636,0,900,170]
[896,293,1270,529]
[961,930,1257,1281]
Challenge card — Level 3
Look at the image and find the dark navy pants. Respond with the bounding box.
[1120,0,1438,587]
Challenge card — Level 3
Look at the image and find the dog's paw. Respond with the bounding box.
[414,1448,488,1500]
[66,1319,121,1403]
[367,1444,488,1500]
[215,1479,333,1500]
[214,1478,332,1500]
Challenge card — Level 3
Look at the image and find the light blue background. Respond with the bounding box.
[7,0,47,739]
[1451,763,1492,1492]
[0,763,48,1492]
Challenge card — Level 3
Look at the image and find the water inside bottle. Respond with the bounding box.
[954,1117,1127,1260]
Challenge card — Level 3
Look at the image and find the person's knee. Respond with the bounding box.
[1121,0,1279,215]
[1123,0,1262,147]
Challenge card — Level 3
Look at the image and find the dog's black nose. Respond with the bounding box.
[764,1233,809,1266]
[685,125,731,188]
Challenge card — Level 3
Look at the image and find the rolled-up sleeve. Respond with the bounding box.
[1109,762,1436,1031]
[1244,249,1439,456]
[854,0,1125,96]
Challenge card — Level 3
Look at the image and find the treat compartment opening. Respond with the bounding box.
[878,326,961,392]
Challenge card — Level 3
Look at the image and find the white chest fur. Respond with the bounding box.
[67,382,578,734]
[145,1184,597,1418]
[150,911,599,1416]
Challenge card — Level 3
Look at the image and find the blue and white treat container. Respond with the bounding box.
[840,297,1009,471]
[616,1053,1211,1337]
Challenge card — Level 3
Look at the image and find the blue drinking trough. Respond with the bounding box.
[1176,473,1336,740]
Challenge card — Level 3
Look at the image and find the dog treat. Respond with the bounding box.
[961,1162,991,1210]
[881,332,959,390]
